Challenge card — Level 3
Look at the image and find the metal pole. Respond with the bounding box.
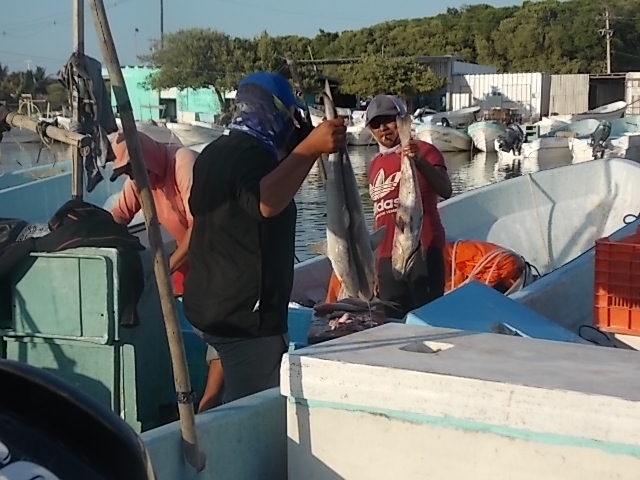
[600,9,614,74]
[88,0,206,472]
[71,0,84,199]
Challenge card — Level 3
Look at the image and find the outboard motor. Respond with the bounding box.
[497,123,524,156]
[589,120,612,159]
[0,359,156,480]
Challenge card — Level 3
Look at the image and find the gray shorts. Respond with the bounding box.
[194,328,288,403]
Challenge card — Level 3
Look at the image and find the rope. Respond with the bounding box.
[35,118,58,147]
[623,212,640,225]
[449,240,529,294]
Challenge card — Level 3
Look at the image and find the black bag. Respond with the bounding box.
[0,200,146,327]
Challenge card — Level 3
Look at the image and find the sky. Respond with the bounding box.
[1,0,521,74]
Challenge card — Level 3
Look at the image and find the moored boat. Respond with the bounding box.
[569,100,627,122]
[414,124,472,152]
[413,105,481,129]
[467,120,506,152]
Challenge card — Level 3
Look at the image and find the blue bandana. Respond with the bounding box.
[228,83,294,156]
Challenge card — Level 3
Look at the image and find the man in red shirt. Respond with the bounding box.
[366,95,452,317]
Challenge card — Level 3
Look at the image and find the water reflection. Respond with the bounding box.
[294,147,576,261]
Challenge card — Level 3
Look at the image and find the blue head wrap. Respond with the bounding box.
[229,72,306,156]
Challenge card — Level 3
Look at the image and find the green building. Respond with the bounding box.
[102,66,223,123]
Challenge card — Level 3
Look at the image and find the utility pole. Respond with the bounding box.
[599,9,614,74]
[160,0,164,49]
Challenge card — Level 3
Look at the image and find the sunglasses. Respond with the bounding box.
[368,115,397,130]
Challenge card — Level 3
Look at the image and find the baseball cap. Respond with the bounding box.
[238,71,306,111]
[365,94,408,126]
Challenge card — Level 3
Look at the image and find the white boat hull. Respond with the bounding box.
[467,121,505,152]
[165,122,224,147]
[570,100,627,122]
[415,125,472,152]
[413,105,481,128]
[569,133,640,163]
[346,123,373,146]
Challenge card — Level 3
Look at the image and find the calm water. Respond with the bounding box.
[0,141,574,262]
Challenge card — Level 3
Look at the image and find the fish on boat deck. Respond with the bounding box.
[311,296,387,338]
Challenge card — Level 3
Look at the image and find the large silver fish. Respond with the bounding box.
[391,114,423,279]
[322,85,377,301]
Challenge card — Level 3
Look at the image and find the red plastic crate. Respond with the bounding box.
[594,231,640,336]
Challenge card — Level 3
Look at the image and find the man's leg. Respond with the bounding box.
[212,334,288,404]
[197,345,224,413]
[377,257,413,318]
[409,247,445,309]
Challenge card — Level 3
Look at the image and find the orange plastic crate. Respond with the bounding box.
[594,231,640,336]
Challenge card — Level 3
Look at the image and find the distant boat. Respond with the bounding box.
[414,124,472,152]
[568,100,627,122]
[346,123,373,146]
[467,120,505,152]
[165,121,225,147]
[497,118,603,161]
[412,105,480,129]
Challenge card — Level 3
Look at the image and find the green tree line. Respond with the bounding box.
[142,0,640,99]
[0,62,68,110]
[4,0,640,108]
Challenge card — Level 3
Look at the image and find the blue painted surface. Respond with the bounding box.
[287,307,314,350]
[405,281,583,343]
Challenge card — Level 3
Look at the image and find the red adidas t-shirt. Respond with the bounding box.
[368,140,446,260]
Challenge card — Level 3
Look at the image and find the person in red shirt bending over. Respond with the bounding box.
[365,95,452,318]
[109,132,224,412]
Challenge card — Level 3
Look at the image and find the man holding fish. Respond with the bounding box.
[365,94,452,317]
[184,72,346,403]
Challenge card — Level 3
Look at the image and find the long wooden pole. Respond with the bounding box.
[88,0,206,471]
[71,0,84,199]
[6,112,90,148]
